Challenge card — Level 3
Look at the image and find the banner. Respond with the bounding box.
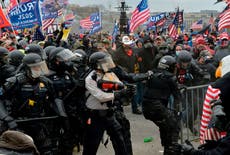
[61,28,71,41]
[0,7,11,28]
[147,13,166,30]
[89,12,102,35]
[40,0,64,20]
[149,13,166,23]
[8,0,42,30]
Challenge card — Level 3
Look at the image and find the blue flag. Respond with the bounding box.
[147,13,166,31]
[8,0,42,30]
[89,12,102,35]
[112,20,119,43]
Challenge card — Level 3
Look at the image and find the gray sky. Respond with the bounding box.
[70,0,226,12]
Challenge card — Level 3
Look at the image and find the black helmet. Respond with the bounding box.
[73,49,86,57]
[0,47,9,58]
[44,46,56,57]
[25,44,47,60]
[89,52,115,72]
[49,47,65,62]
[73,49,87,64]
[0,47,9,65]
[177,50,192,63]
[23,53,48,78]
[8,50,24,66]
[158,55,176,73]
[23,53,42,66]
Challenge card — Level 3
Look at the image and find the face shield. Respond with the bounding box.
[98,56,115,72]
[56,49,76,62]
[28,61,49,78]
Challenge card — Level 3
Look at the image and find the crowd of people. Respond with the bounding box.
[0,23,230,155]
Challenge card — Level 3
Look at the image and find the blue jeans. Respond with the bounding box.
[131,82,145,112]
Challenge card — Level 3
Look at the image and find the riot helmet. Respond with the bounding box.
[89,52,115,72]
[49,48,76,72]
[158,55,176,73]
[73,49,88,65]
[0,47,9,66]
[23,53,49,78]
[25,44,47,60]
[44,46,56,58]
[49,47,65,62]
[8,50,25,67]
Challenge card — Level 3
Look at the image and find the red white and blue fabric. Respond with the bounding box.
[168,10,179,38]
[42,9,63,30]
[129,0,150,33]
[191,20,203,30]
[199,85,226,144]
[80,16,94,30]
[218,7,230,31]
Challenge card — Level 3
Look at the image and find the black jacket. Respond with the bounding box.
[143,69,180,106]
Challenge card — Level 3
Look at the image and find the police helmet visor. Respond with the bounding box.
[98,56,115,72]
[56,49,76,62]
[27,61,49,78]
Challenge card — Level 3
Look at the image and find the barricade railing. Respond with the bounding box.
[179,84,209,144]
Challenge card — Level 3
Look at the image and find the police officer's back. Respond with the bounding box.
[142,55,180,155]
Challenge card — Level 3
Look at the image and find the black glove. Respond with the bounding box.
[210,99,226,132]
[114,84,136,99]
[146,70,154,79]
[180,140,194,154]
[4,116,18,129]
[198,140,219,150]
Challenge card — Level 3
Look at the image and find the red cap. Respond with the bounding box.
[219,32,229,40]
[195,37,206,45]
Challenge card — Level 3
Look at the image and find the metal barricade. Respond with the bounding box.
[179,84,209,144]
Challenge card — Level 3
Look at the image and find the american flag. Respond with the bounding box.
[199,85,226,144]
[218,7,230,31]
[178,11,183,24]
[65,13,75,21]
[156,18,166,27]
[80,16,94,30]
[42,9,63,30]
[129,0,150,33]
[190,20,203,30]
[168,9,179,37]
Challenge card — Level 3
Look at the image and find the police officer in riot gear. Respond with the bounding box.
[142,55,180,155]
[0,53,66,154]
[83,51,128,155]
[72,49,89,79]
[48,48,83,154]
[44,46,56,62]
[3,50,25,77]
